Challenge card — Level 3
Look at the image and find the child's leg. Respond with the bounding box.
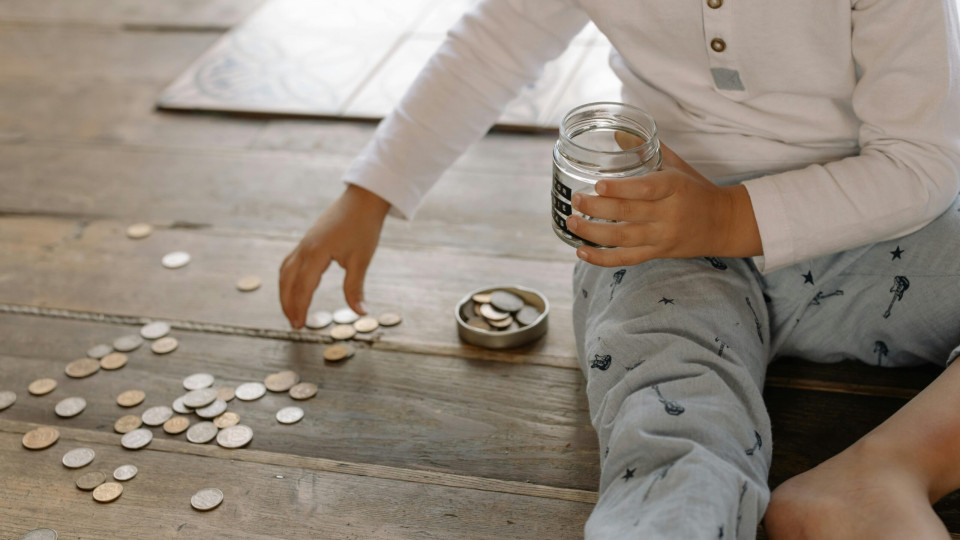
[762,194,960,539]
[573,256,773,540]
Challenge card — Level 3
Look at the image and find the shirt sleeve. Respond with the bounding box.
[742,0,960,274]
[342,0,590,220]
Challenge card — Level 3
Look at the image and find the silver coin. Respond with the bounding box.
[183,373,215,391]
[516,305,541,326]
[140,321,171,340]
[61,447,95,469]
[120,428,153,450]
[141,406,174,426]
[161,251,191,269]
[275,407,304,425]
[234,382,266,401]
[186,421,219,444]
[112,334,144,352]
[20,528,58,540]
[172,395,192,414]
[86,344,113,359]
[0,391,16,411]
[113,464,138,481]
[491,290,525,313]
[332,307,359,324]
[305,310,333,329]
[191,487,224,511]
[195,399,227,419]
[54,397,86,418]
[182,388,218,408]
[216,424,253,449]
[479,303,510,321]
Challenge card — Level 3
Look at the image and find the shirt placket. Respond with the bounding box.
[702,0,745,93]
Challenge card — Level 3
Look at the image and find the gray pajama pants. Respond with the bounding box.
[572,192,960,539]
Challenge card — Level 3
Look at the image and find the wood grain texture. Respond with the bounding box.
[0,0,265,29]
[0,428,593,539]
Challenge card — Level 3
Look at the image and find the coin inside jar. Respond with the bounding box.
[151,336,178,355]
[353,317,379,333]
[65,358,100,378]
[264,371,300,392]
[99,352,128,370]
[28,378,57,396]
[329,324,356,340]
[92,482,123,503]
[22,426,60,450]
[76,470,107,491]
[191,488,224,511]
[288,382,318,400]
[55,397,87,418]
[235,275,262,292]
[213,411,240,429]
[140,321,170,340]
[126,223,153,239]
[163,415,191,434]
[116,389,145,408]
[62,447,95,469]
[114,415,142,434]
[377,312,402,327]
[323,344,354,362]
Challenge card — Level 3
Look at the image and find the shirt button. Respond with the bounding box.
[710,38,726,52]
[707,0,722,8]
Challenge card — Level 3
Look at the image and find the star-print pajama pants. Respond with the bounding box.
[571,193,960,539]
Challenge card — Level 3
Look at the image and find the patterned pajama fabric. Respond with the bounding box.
[572,194,960,539]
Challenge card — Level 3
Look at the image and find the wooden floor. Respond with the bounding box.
[0,1,958,538]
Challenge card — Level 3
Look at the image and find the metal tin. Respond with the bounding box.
[455,285,549,349]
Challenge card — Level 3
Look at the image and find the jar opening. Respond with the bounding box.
[559,102,659,157]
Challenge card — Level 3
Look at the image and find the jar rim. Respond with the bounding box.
[559,101,659,156]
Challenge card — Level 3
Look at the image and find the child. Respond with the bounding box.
[279,1,960,538]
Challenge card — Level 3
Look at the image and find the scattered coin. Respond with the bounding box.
[20,528,58,540]
[468,318,492,331]
[141,406,174,426]
[65,358,100,378]
[289,382,318,401]
[378,312,402,327]
[76,471,106,491]
[305,310,333,329]
[126,223,153,239]
[163,415,190,435]
[488,315,514,329]
[195,399,227,419]
[116,389,145,408]
[172,395,191,414]
[113,334,144,352]
[86,344,113,359]
[183,373,215,391]
[353,317,379,333]
[191,488,224,511]
[491,290,525,313]
[215,387,235,402]
[55,397,87,418]
[235,275,262,292]
[114,415,142,434]
[330,324,356,340]
[234,382,266,402]
[182,388,218,408]
[216,424,253,449]
[22,426,60,450]
[28,378,57,396]
[213,411,240,429]
[92,482,123,503]
[140,321,171,340]
[276,407,304,425]
[332,307,360,324]
[516,305,541,326]
[0,390,16,411]
[186,421,218,444]
[113,464,138,481]
[264,371,300,392]
[100,352,128,370]
[161,251,191,269]
[323,344,354,362]
[151,336,178,355]
[472,293,492,304]
[479,303,510,321]
[62,447,95,469]
[120,428,153,450]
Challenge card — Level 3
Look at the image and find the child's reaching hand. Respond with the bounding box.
[567,141,762,267]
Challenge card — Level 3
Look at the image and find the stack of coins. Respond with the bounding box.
[459,290,542,333]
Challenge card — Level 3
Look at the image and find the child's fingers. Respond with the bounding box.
[575,244,660,267]
[343,255,371,316]
[572,193,658,222]
[565,217,654,249]
[596,172,675,200]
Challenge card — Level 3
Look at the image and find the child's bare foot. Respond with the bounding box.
[763,439,950,540]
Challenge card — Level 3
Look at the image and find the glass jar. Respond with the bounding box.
[551,102,662,248]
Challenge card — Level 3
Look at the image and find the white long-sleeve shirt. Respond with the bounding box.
[343,0,960,273]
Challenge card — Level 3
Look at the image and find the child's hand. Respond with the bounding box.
[279,185,390,328]
[565,142,762,267]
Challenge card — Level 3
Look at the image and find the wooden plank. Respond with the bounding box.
[0,0,265,30]
[0,312,598,490]
[0,428,593,539]
[0,215,580,367]
[766,356,939,394]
